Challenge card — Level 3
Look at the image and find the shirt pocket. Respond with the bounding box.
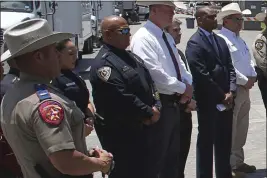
[123,67,139,85]
[229,44,242,63]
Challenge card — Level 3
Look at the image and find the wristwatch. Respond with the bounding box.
[105,160,115,176]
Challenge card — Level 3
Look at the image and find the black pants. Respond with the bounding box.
[95,119,163,178]
[178,110,193,178]
[258,76,267,117]
[158,94,181,178]
[196,107,233,178]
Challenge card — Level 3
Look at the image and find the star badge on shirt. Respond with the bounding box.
[97,66,111,82]
[38,101,64,126]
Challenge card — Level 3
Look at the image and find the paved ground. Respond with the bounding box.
[3,15,265,178]
[78,15,266,178]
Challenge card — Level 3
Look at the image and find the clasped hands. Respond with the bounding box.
[89,146,114,175]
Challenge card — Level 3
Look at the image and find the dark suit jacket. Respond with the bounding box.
[185,29,236,107]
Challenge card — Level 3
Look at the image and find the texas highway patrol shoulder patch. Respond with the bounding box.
[97,66,111,82]
[255,40,264,51]
[38,100,64,126]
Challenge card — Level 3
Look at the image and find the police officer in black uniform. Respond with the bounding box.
[90,16,161,178]
[52,39,95,130]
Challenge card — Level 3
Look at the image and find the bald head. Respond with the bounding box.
[101,15,127,32]
[101,15,130,49]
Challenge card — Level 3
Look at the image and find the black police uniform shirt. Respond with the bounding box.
[52,69,90,116]
[90,44,155,125]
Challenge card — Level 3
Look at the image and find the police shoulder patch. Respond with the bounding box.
[255,40,264,51]
[97,66,111,82]
[38,100,64,126]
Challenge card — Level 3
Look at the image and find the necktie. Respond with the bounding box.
[209,33,219,55]
[162,32,182,81]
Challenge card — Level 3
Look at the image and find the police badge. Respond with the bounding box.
[255,40,264,51]
[97,66,111,81]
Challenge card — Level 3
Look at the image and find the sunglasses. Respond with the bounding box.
[227,17,244,22]
[117,27,130,35]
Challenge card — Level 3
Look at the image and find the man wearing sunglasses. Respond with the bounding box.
[217,3,257,178]
[90,16,162,178]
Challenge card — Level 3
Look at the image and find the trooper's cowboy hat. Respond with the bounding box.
[135,0,176,8]
[255,10,267,21]
[216,2,251,24]
[1,18,73,62]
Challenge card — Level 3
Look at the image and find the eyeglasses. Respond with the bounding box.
[117,27,130,35]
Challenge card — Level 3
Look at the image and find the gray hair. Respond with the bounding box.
[172,14,182,25]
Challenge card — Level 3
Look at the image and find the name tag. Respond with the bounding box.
[66,82,76,87]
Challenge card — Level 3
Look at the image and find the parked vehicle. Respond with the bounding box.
[0,1,95,60]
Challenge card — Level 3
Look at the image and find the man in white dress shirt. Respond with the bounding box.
[217,3,257,176]
[130,1,193,177]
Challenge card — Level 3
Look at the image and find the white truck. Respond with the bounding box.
[0,1,94,59]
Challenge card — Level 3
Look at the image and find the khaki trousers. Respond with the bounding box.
[230,86,250,169]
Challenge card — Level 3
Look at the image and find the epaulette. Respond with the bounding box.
[34,84,52,102]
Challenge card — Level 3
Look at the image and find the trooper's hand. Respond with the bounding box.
[95,148,113,174]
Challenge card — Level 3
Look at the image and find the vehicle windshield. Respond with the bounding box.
[1,1,33,12]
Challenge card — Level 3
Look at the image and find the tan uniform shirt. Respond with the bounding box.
[0,73,88,178]
[252,32,267,78]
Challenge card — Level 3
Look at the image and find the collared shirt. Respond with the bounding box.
[199,27,217,46]
[218,27,257,85]
[1,72,87,178]
[199,27,212,36]
[130,20,192,95]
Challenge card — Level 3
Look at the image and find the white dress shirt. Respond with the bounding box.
[218,27,257,85]
[130,20,192,95]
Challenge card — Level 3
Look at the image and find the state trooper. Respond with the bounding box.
[89,16,161,178]
[252,11,267,116]
[217,3,257,178]
[0,19,113,178]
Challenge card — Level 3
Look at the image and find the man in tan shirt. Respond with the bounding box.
[253,11,267,117]
[0,19,113,178]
